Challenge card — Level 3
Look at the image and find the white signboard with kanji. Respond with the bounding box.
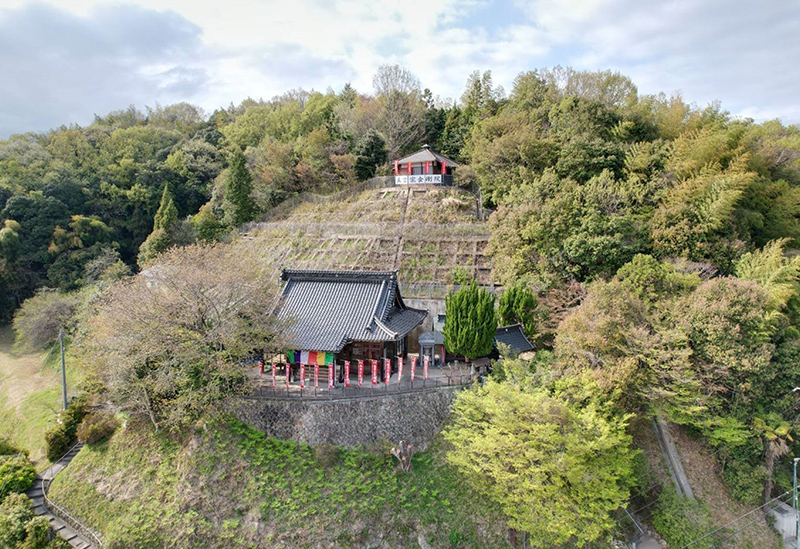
[395,174,442,185]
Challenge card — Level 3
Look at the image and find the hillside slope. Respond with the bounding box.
[243,186,493,298]
[632,418,782,549]
[47,417,509,548]
[0,326,77,468]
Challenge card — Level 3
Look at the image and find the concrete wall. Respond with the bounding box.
[769,500,797,543]
[232,387,459,450]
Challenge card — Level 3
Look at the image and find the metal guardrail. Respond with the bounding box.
[41,443,105,549]
[250,373,475,400]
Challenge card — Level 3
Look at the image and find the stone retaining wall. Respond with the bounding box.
[232,387,460,450]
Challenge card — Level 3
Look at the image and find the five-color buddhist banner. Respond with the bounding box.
[285,350,335,365]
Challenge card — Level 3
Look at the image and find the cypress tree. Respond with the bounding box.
[443,281,496,360]
[224,150,258,226]
[153,184,179,232]
[498,283,538,337]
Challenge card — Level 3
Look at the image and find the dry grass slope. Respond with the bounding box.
[243,186,494,297]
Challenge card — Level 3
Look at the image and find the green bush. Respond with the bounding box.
[0,455,36,501]
[77,412,120,445]
[723,461,769,505]
[0,436,25,457]
[0,493,68,548]
[44,398,88,461]
[0,493,34,546]
[312,441,340,468]
[651,488,717,548]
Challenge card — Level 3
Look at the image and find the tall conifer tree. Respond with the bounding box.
[224,150,258,226]
[153,184,179,231]
[444,281,496,360]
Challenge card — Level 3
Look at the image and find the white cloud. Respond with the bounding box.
[0,0,798,136]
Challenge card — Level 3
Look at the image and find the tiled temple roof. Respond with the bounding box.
[279,269,427,352]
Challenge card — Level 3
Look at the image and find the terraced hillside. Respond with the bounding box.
[243,185,494,298]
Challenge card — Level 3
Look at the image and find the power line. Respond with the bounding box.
[679,490,791,549]
[706,492,793,548]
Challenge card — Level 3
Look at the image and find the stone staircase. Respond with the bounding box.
[25,443,103,549]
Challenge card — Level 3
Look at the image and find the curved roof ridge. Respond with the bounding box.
[372,316,399,339]
[395,147,460,167]
[281,269,398,282]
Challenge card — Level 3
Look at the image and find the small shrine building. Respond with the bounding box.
[393,144,459,186]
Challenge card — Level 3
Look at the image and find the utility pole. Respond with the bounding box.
[794,457,800,549]
[59,328,67,411]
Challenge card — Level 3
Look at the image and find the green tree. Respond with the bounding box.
[443,281,496,360]
[223,150,258,226]
[0,456,36,501]
[353,130,387,180]
[497,283,538,338]
[445,367,636,547]
[0,219,21,261]
[753,413,793,502]
[137,184,180,267]
[136,228,170,267]
[153,184,179,232]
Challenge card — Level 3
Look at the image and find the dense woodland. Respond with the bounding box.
[3,65,800,547]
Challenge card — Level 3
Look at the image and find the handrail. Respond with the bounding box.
[41,443,105,548]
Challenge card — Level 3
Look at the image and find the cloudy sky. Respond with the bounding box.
[0,0,797,137]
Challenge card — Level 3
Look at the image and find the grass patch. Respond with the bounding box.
[48,417,507,548]
[0,325,80,468]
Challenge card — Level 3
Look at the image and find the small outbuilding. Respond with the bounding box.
[418,329,445,367]
[393,144,459,186]
[494,324,535,356]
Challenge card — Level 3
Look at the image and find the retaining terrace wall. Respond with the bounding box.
[232,387,459,450]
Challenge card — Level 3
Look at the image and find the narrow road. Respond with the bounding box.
[26,443,100,549]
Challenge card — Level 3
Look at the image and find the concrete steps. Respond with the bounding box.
[24,443,100,548]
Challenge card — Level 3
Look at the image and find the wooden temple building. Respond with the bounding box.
[393,144,459,186]
[278,269,427,379]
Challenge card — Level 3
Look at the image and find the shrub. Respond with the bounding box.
[651,488,717,548]
[722,461,769,506]
[0,436,24,457]
[44,397,88,461]
[44,428,72,463]
[313,442,340,468]
[0,455,36,501]
[77,412,120,445]
[0,493,33,546]
[0,493,67,548]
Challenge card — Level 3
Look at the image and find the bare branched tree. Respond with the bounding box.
[83,242,286,432]
[372,65,425,159]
